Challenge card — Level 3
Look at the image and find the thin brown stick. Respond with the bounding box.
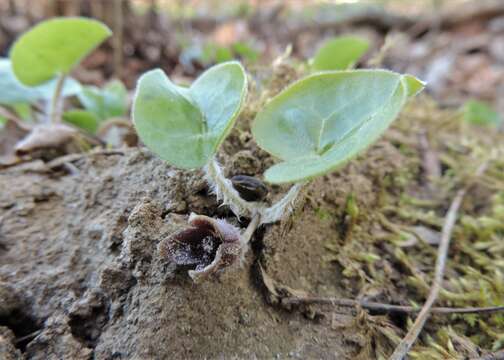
[389,162,488,360]
[471,349,504,360]
[282,296,504,315]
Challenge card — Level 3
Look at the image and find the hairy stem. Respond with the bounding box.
[204,158,258,218]
[261,183,304,224]
[49,73,66,124]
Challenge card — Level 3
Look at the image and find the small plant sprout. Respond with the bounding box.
[0,58,81,110]
[10,17,112,124]
[133,61,424,281]
[0,57,81,132]
[311,35,370,71]
[133,61,260,218]
[1,17,112,156]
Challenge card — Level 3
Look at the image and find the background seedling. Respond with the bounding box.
[0,58,81,126]
[0,17,113,157]
[10,17,112,124]
[311,35,370,71]
[134,59,424,282]
[133,61,267,218]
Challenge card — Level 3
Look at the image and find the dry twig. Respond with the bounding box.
[389,162,489,360]
[282,296,504,315]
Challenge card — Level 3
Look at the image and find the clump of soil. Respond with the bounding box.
[1,66,503,359]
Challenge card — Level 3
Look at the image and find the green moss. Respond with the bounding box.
[320,95,504,356]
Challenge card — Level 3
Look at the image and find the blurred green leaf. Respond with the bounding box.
[252,70,424,184]
[232,42,259,62]
[0,58,81,105]
[78,80,128,121]
[463,100,502,127]
[10,17,111,86]
[11,103,33,122]
[201,42,259,65]
[311,35,370,71]
[63,110,100,133]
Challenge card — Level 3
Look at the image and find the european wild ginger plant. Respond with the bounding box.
[0,17,129,154]
[133,59,425,281]
[10,17,111,121]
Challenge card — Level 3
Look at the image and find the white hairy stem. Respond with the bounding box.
[204,158,259,218]
[205,158,305,226]
[260,183,304,224]
[241,213,261,245]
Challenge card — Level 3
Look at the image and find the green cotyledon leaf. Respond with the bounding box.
[133,61,247,169]
[10,17,111,86]
[252,69,425,184]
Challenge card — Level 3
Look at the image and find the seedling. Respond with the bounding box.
[133,61,267,219]
[0,58,81,125]
[0,58,81,109]
[311,35,370,71]
[0,17,114,155]
[10,17,112,124]
[133,60,424,281]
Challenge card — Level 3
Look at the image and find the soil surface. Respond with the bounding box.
[0,144,361,359]
[1,82,503,360]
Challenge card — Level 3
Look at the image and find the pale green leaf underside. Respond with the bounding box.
[0,58,81,105]
[10,17,111,86]
[312,36,370,71]
[252,70,424,184]
[133,61,247,169]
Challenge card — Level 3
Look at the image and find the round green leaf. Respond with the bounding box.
[133,61,247,169]
[10,17,111,86]
[312,36,370,71]
[252,70,425,184]
[0,58,81,105]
